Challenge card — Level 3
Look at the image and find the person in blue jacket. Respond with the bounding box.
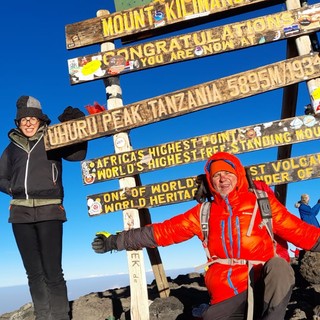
[295,194,320,228]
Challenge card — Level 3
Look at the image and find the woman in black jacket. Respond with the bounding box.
[0,96,87,320]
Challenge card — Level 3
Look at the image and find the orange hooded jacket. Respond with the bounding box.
[152,152,320,304]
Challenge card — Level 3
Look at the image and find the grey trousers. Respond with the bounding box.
[202,257,295,320]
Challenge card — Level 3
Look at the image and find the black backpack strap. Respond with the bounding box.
[245,168,277,258]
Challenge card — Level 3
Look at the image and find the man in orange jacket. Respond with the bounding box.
[92,152,320,320]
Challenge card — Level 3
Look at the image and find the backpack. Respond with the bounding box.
[198,190,274,267]
[194,168,291,320]
[196,167,275,265]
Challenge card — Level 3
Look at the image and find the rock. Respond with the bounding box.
[71,286,132,320]
[0,303,34,320]
[299,251,320,284]
[149,296,184,319]
[1,255,320,320]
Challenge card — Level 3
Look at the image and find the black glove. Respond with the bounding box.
[318,199,320,203]
[92,232,118,254]
[194,174,212,203]
[58,106,85,122]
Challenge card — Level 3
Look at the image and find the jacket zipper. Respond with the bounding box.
[24,152,30,199]
[13,135,43,199]
[225,196,239,296]
[52,163,58,185]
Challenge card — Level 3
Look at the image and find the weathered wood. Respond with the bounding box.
[65,0,272,49]
[133,177,170,299]
[68,4,320,85]
[276,0,320,205]
[98,9,150,318]
[80,113,320,184]
[276,37,298,205]
[45,52,320,150]
[86,152,320,215]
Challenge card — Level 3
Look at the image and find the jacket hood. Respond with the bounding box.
[204,152,249,200]
[8,125,46,151]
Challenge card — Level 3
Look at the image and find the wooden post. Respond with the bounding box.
[97,8,169,319]
[97,10,149,319]
[276,0,320,205]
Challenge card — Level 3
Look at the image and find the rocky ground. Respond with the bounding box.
[1,251,319,320]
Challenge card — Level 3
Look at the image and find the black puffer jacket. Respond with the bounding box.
[0,125,87,201]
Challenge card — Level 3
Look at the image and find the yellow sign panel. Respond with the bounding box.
[45,53,320,151]
[81,114,320,184]
[87,153,320,215]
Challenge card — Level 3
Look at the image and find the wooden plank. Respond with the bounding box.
[65,0,273,49]
[86,152,320,215]
[68,4,320,85]
[80,113,320,184]
[45,52,320,151]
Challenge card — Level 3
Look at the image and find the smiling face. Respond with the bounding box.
[18,117,40,137]
[211,171,238,197]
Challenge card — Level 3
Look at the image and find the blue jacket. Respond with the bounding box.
[298,202,320,228]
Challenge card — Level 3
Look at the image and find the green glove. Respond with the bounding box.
[91,231,118,254]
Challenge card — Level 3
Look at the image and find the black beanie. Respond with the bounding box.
[15,96,51,124]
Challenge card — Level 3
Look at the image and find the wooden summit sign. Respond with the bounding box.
[45,52,320,151]
[65,0,272,49]
[68,4,320,84]
[86,152,320,215]
[80,114,320,184]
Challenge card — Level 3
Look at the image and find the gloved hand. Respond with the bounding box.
[294,200,302,208]
[318,199,320,203]
[194,174,212,203]
[58,106,85,122]
[92,231,118,254]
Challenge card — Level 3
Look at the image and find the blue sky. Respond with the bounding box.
[0,0,319,306]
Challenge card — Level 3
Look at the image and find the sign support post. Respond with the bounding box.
[275,0,320,204]
[286,0,320,114]
[97,9,169,319]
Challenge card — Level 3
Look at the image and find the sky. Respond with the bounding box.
[0,0,320,312]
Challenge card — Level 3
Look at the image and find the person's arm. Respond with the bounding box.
[92,204,203,253]
[53,141,88,161]
[47,106,88,161]
[265,189,320,250]
[310,201,320,216]
[92,226,157,253]
[253,180,320,250]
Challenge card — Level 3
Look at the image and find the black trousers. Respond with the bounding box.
[202,257,295,320]
[12,220,70,320]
